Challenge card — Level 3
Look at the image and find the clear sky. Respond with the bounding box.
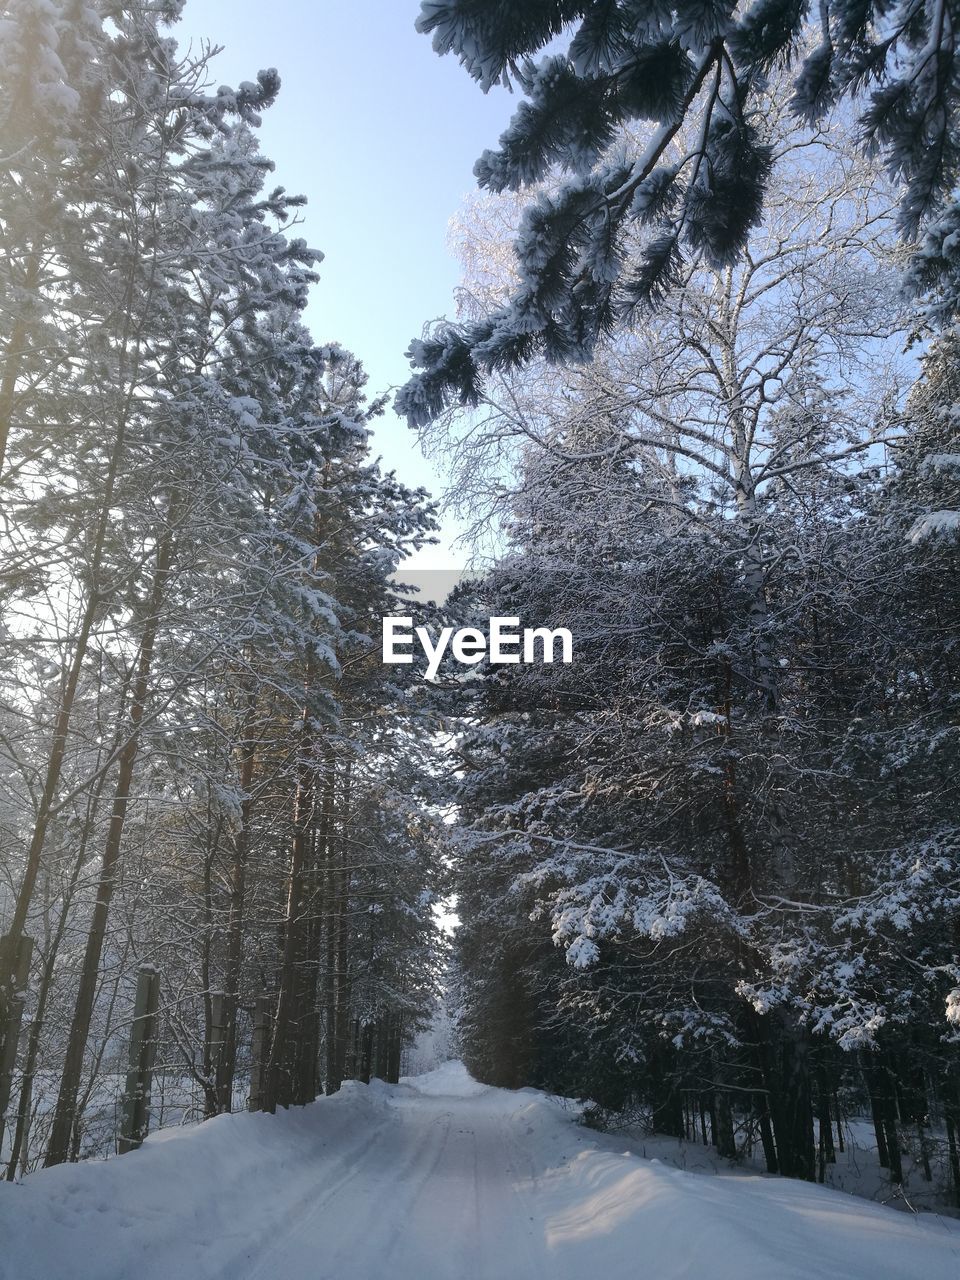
[175,0,517,567]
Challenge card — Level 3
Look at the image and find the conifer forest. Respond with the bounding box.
[2,3,960,1278]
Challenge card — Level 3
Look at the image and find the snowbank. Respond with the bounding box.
[1,1063,958,1280]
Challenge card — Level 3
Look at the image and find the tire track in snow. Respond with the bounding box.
[226,1108,395,1280]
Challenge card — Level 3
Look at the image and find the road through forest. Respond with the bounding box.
[3,1062,960,1280]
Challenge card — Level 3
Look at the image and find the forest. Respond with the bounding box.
[0,0,959,1250]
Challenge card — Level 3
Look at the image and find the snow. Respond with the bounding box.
[620,1116,958,1220]
[908,509,960,542]
[2,1061,959,1280]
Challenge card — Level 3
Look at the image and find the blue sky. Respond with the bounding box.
[175,0,516,565]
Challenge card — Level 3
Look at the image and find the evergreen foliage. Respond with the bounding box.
[426,102,960,1196]
[400,0,960,424]
[0,0,445,1171]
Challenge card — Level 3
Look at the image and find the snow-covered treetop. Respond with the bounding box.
[399,0,960,426]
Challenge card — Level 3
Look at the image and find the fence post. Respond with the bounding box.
[208,990,228,1113]
[119,964,160,1154]
[248,994,272,1112]
[0,934,34,1152]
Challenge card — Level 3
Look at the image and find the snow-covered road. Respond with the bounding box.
[3,1061,960,1280]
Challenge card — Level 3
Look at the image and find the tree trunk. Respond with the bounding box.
[325,764,352,1095]
[863,1055,903,1185]
[45,524,175,1166]
[0,253,39,479]
[262,671,315,1112]
[754,1012,815,1181]
[715,1089,736,1159]
[219,680,259,1111]
[0,269,147,1048]
[0,935,33,1152]
[5,819,103,1179]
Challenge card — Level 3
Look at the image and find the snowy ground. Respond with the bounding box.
[617,1115,957,1217]
[2,1061,959,1280]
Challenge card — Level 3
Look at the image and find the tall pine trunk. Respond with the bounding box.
[262,666,315,1112]
[45,523,176,1166]
[0,265,149,1047]
[217,680,259,1111]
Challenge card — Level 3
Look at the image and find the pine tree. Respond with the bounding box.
[0,3,447,1167]
[399,0,960,424]
[437,94,959,1187]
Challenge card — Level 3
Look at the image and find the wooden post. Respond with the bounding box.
[118,965,160,1154]
[248,994,272,1112]
[208,991,227,1113]
[358,1022,373,1085]
[0,934,33,1151]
